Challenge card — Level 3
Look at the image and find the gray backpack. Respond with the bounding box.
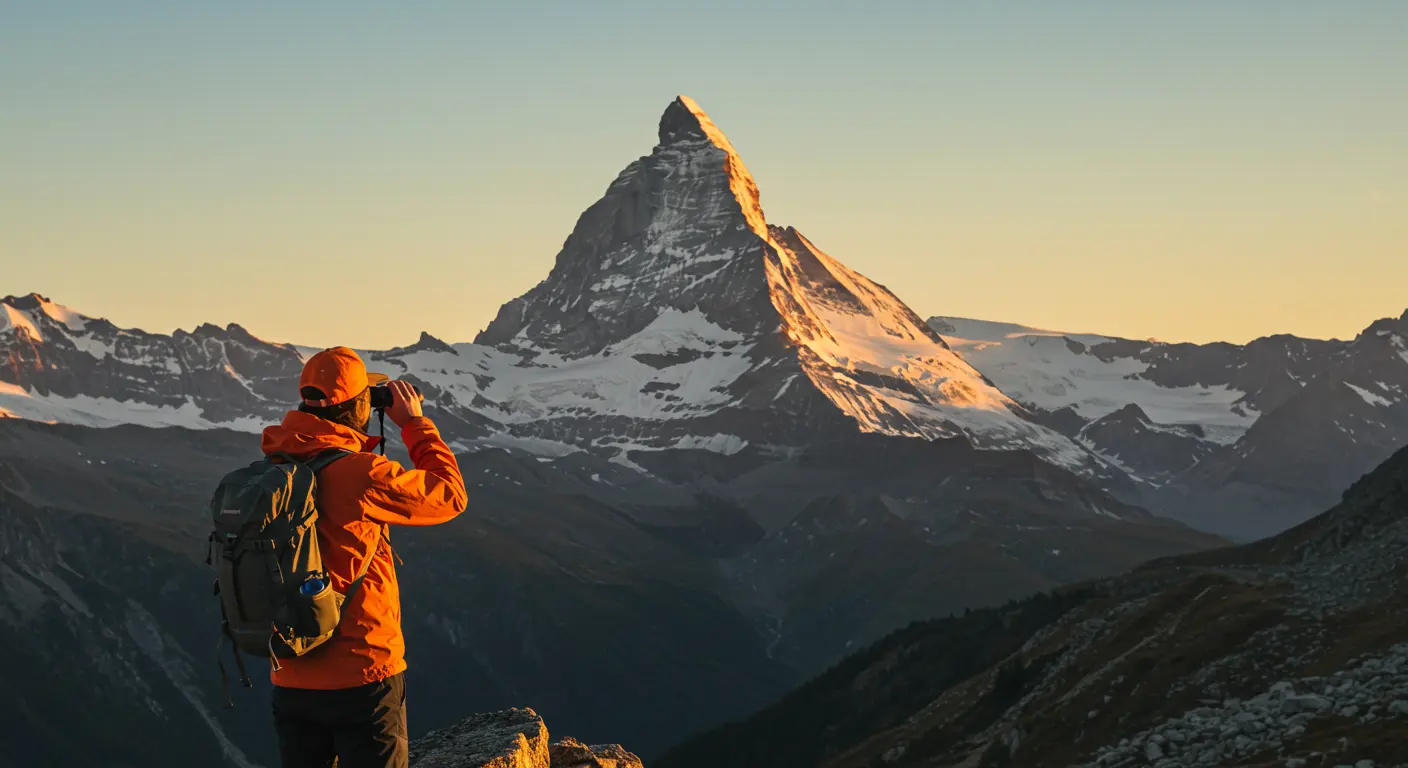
[207,448,377,706]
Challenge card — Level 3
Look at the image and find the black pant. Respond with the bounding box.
[272,673,408,768]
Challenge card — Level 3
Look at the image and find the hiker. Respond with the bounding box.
[238,346,467,768]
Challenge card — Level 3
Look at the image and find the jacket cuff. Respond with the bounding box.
[400,416,438,442]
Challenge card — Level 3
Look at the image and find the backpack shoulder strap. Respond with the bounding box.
[293,447,378,599]
[340,524,387,610]
[268,448,354,472]
[305,448,355,473]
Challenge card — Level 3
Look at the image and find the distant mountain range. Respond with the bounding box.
[1,96,1402,765]
[932,313,1408,539]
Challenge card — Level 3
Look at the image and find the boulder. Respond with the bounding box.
[550,737,644,768]
[409,709,641,768]
[410,709,550,768]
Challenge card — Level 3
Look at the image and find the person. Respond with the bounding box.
[258,346,467,768]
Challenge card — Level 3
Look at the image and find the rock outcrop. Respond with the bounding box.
[409,708,642,768]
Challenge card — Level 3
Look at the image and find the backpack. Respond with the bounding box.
[206,448,377,706]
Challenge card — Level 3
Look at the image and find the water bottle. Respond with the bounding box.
[300,577,328,596]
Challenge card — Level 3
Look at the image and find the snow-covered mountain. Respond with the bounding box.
[931,311,1408,538]
[460,96,1105,480]
[2,100,1126,484]
[4,99,1109,488]
[17,95,1395,544]
[7,83,1403,549]
[0,292,297,429]
[1075,403,1217,481]
[930,316,1336,442]
[1168,311,1408,537]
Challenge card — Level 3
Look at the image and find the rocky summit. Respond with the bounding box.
[409,708,641,768]
[465,96,1117,485]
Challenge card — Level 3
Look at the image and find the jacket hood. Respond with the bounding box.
[261,410,382,458]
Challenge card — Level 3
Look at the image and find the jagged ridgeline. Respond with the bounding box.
[0,96,1125,483]
[931,313,1408,541]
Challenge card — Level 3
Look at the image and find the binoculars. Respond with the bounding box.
[370,383,421,410]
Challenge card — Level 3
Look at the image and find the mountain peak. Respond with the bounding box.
[658,95,733,152]
[1108,402,1152,423]
[395,330,457,355]
[467,97,1107,480]
[1,293,89,333]
[3,292,50,309]
[655,95,767,238]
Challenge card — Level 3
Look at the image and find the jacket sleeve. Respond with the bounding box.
[361,417,468,526]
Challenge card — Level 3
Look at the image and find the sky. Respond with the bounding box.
[2,1,1405,348]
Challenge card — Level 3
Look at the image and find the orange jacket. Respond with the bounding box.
[260,410,467,690]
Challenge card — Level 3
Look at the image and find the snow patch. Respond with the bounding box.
[469,432,583,458]
[764,232,1099,472]
[672,433,748,455]
[67,332,116,359]
[0,382,267,432]
[932,316,1110,346]
[479,309,754,428]
[38,299,89,331]
[1,306,43,340]
[1393,335,1408,366]
[1344,381,1392,407]
[940,331,1258,432]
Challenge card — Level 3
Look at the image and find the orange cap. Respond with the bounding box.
[299,347,389,407]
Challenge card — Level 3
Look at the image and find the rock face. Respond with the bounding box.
[409,708,641,768]
[1076,403,1216,481]
[410,708,550,768]
[549,738,643,768]
[1171,311,1408,537]
[657,442,1408,768]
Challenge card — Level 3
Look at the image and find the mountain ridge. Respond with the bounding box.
[656,442,1408,768]
[4,97,1126,496]
[931,310,1408,539]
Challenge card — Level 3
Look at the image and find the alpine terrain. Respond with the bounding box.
[658,442,1408,768]
[1,97,1240,765]
[933,314,1408,539]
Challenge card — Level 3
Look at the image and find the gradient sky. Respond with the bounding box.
[3,1,1405,349]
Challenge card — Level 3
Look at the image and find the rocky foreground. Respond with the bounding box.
[409,708,642,768]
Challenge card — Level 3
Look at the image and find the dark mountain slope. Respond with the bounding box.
[0,420,794,764]
[659,443,1408,768]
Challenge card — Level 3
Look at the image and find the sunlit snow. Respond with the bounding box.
[0,382,267,432]
[937,321,1258,434]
